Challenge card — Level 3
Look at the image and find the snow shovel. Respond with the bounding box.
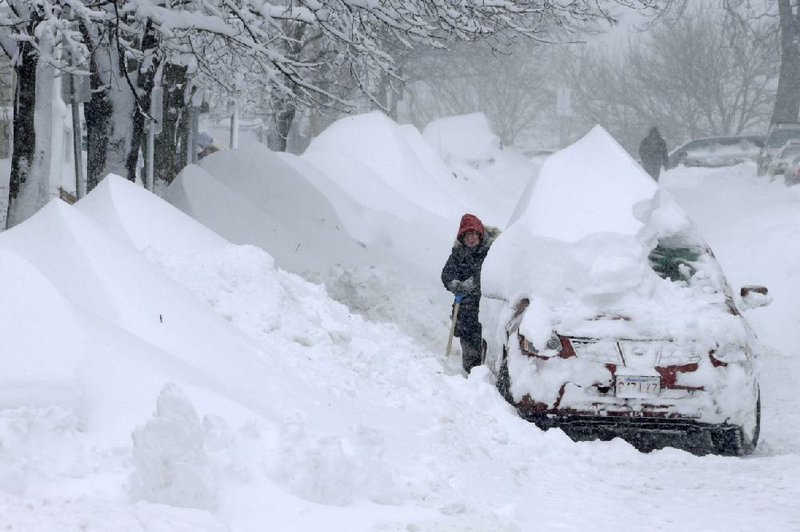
[445,294,465,358]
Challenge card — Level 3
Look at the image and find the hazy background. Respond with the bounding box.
[200,1,778,159]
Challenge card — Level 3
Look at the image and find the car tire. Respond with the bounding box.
[710,389,760,456]
[496,347,514,404]
[742,389,761,455]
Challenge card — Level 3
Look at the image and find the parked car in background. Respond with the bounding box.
[522,148,558,163]
[667,135,764,170]
[758,122,800,175]
[766,140,800,177]
[782,154,800,186]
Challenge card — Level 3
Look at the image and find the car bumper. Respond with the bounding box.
[511,374,748,424]
[516,410,748,455]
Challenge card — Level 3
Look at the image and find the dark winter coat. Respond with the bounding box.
[441,226,500,349]
[639,127,669,180]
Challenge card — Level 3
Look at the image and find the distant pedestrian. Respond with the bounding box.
[639,127,669,180]
[441,213,500,374]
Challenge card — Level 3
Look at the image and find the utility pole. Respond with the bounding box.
[68,73,84,199]
[62,27,86,200]
[229,99,239,149]
[146,86,163,192]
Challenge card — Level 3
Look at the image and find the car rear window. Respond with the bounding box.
[648,245,700,282]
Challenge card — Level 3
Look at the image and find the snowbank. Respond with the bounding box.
[166,152,375,280]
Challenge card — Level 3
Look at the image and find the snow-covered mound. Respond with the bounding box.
[422,112,537,226]
[280,150,449,276]
[163,145,452,350]
[298,111,533,270]
[0,195,284,444]
[506,125,658,240]
[304,111,467,221]
[166,149,370,277]
[76,174,229,257]
[423,112,501,166]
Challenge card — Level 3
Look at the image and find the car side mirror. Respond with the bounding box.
[505,298,530,334]
[740,285,772,309]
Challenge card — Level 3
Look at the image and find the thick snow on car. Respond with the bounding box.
[666,135,764,170]
[481,126,770,455]
[757,122,800,175]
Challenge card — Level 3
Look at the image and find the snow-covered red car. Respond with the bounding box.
[481,126,770,456]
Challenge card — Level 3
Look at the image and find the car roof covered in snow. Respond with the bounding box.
[482,126,746,347]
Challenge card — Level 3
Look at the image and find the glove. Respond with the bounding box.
[460,277,475,292]
[448,277,475,294]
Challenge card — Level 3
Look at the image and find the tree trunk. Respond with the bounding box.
[375,72,389,112]
[266,21,305,153]
[84,45,112,191]
[154,63,190,184]
[7,28,56,228]
[267,95,296,152]
[127,22,160,183]
[83,25,137,189]
[6,40,37,227]
[771,0,800,123]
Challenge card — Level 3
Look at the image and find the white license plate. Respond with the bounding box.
[615,375,661,398]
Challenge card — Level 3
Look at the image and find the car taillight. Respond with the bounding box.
[519,333,576,359]
[709,344,750,366]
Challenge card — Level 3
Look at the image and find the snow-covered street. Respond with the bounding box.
[1,117,800,530]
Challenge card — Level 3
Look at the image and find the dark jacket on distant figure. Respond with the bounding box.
[639,127,669,180]
[440,214,500,351]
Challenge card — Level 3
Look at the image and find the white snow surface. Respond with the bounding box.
[1,114,799,530]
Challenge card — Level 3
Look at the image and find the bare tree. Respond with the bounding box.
[772,0,800,123]
[564,5,777,152]
[0,0,658,226]
[656,0,798,125]
[402,40,555,147]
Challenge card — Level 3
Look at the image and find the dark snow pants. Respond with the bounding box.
[460,338,482,374]
[455,297,483,373]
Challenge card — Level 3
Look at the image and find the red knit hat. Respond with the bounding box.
[457,213,485,240]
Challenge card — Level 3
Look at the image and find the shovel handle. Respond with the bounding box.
[445,300,461,358]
